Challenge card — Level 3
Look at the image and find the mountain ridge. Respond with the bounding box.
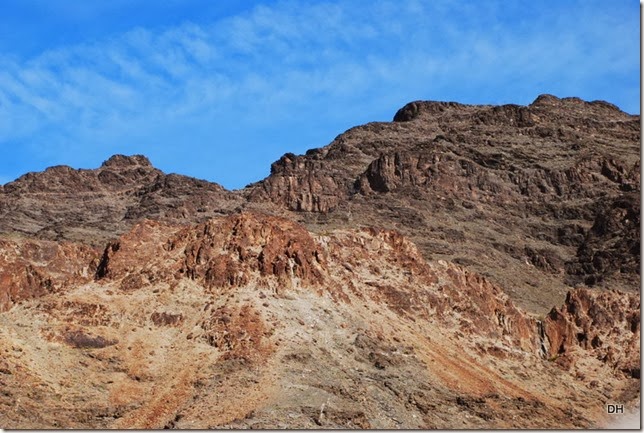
[0,94,639,429]
[0,94,639,314]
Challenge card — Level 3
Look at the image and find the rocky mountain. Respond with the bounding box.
[0,94,639,428]
[0,213,639,428]
[0,154,244,244]
[0,95,638,313]
[249,94,640,312]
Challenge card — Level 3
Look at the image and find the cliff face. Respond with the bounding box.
[248,95,640,312]
[0,95,639,429]
[0,213,638,428]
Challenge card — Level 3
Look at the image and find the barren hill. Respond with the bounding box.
[0,95,638,313]
[0,214,639,428]
[249,94,640,312]
[0,95,640,429]
[0,154,244,244]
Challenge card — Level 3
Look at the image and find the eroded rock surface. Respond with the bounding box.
[0,214,639,428]
[250,95,640,312]
[0,95,639,429]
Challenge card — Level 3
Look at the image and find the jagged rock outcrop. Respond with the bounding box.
[541,288,640,379]
[0,154,244,244]
[176,213,326,290]
[249,94,640,312]
[0,95,639,428]
[251,152,346,213]
[86,214,326,294]
[0,214,638,428]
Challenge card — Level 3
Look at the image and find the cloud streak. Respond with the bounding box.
[0,0,638,188]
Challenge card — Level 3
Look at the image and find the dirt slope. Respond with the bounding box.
[0,214,638,429]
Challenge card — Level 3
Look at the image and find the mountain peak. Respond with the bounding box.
[392,100,467,122]
[0,95,640,429]
[101,154,152,168]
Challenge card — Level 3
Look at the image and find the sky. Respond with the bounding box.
[0,0,639,189]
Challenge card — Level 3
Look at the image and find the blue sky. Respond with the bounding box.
[0,0,639,189]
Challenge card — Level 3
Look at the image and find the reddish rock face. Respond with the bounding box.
[0,95,639,429]
[57,213,327,295]
[175,213,326,291]
[541,288,640,378]
[0,213,639,429]
[0,238,98,312]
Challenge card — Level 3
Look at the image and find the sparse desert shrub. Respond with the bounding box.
[64,330,117,349]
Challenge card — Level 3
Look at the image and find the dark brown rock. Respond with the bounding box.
[0,155,243,244]
[63,329,117,349]
[249,94,640,312]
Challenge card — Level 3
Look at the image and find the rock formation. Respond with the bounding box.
[0,95,639,429]
[249,94,640,312]
[0,154,244,244]
[0,213,639,428]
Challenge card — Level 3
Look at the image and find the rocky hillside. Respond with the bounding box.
[249,94,640,312]
[0,154,244,244]
[0,213,639,428]
[0,94,639,428]
[0,95,638,313]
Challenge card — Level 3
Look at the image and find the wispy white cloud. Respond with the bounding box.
[0,0,638,188]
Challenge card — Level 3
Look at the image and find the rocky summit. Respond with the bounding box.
[0,95,639,429]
